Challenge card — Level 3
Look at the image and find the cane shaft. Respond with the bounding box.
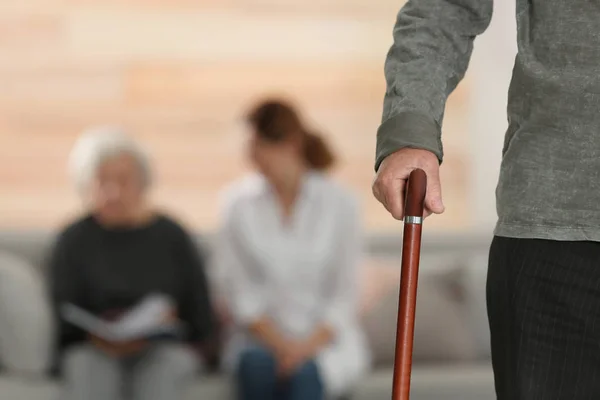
[391,168,427,400]
[391,223,422,400]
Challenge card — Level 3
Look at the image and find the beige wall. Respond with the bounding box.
[468,0,516,230]
[0,0,473,232]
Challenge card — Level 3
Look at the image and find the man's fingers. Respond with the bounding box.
[382,184,405,220]
[423,207,433,219]
[373,179,396,218]
[424,169,445,215]
[375,173,442,219]
[373,176,406,220]
[373,148,445,219]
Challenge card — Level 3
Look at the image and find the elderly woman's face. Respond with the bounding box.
[90,153,145,224]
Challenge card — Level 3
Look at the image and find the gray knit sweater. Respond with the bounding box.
[376,0,600,240]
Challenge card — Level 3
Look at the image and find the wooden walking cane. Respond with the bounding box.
[391,168,427,400]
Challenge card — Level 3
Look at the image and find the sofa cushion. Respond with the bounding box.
[0,376,58,400]
[0,233,52,276]
[0,375,230,400]
[0,251,54,376]
[360,255,477,367]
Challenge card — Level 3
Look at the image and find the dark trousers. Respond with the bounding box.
[236,346,324,400]
[487,236,600,400]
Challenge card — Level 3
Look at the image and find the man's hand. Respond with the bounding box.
[372,148,444,219]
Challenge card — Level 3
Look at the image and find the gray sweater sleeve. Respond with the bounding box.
[375,0,494,170]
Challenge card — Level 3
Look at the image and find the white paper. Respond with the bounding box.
[61,293,180,342]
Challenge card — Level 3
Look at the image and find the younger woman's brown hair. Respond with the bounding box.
[246,99,336,171]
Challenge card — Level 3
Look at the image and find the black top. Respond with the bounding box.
[48,213,214,354]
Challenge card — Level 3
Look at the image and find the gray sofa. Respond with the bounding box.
[0,230,496,400]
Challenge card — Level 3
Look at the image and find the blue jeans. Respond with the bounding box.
[236,347,324,400]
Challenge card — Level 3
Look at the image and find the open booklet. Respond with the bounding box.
[61,293,182,342]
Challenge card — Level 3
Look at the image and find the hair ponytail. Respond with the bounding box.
[303,132,335,171]
[247,98,337,171]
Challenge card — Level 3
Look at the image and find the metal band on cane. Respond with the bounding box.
[403,216,423,225]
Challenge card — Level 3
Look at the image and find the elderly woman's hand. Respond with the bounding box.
[160,306,178,326]
[90,306,179,357]
[90,334,147,358]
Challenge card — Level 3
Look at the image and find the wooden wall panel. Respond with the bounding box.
[58,0,404,15]
[0,0,471,233]
[0,0,63,14]
[124,63,384,108]
[62,10,392,62]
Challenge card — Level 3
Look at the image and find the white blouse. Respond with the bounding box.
[213,172,370,397]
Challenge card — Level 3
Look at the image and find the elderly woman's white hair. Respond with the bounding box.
[68,126,152,194]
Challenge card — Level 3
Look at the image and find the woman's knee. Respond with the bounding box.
[61,344,123,400]
[141,343,199,379]
[290,361,322,388]
[62,345,91,371]
[237,347,276,380]
[62,344,112,376]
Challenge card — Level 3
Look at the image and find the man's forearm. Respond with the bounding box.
[376,0,493,171]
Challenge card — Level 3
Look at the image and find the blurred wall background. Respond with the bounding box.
[0,0,514,233]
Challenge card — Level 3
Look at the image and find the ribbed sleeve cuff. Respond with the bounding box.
[375,111,443,171]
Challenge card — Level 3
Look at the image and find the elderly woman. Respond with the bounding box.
[49,127,214,400]
[213,100,370,400]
